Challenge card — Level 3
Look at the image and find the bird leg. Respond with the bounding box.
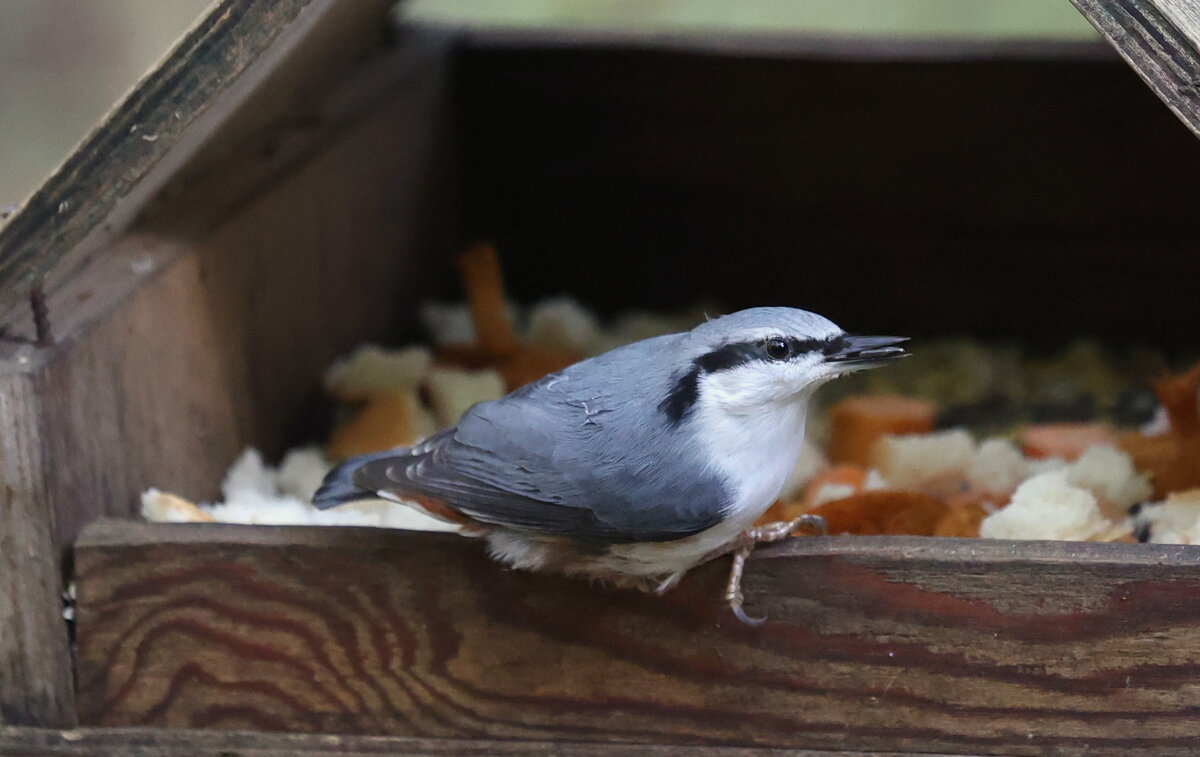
[724,513,828,626]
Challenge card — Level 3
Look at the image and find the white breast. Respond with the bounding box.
[693,392,810,528]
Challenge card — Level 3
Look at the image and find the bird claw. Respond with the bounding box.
[793,513,829,537]
[722,514,829,626]
[731,601,767,627]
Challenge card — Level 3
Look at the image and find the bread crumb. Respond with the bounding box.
[873,429,974,497]
[586,311,697,355]
[863,469,890,491]
[421,301,520,348]
[141,489,214,523]
[222,448,276,500]
[143,447,458,532]
[326,389,435,461]
[980,470,1110,541]
[1136,489,1200,544]
[275,446,334,502]
[1065,444,1152,509]
[1024,456,1068,477]
[419,302,478,347]
[967,438,1026,495]
[424,367,506,427]
[323,345,431,401]
[810,482,859,508]
[525,296,601,353]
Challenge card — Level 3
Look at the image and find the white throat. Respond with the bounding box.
[691,374,813,527]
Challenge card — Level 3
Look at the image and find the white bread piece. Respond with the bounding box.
[967,438,1026,495]
[779,438,830,501]
[141,489,214,523]
[873,429,974,496]
[1142,405,1171,437]
[418,302,477,347]
[863,469,890,491]
[150,446,460,531]
[420,301,521,348]
[587,311,685,355]
[423,367,506,428]
[275,446,334,502]
[323,344,432,401]
[222,448,276,499]
[979,470,1110,541]
[1024,456,1068,477]
[203,489,459,531]
[805,470,888,508]
[1064,445,1152,509]
[1138,489,1200,544]
[809,482,857,507]
[525,296,600,353]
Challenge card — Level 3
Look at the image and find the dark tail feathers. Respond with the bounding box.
[312,449,398,509]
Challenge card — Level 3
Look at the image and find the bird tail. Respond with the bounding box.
[312,449,401,509]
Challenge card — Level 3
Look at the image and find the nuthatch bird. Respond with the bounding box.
[314,307,907,623]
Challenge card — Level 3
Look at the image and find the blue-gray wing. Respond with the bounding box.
[349,383,727,543]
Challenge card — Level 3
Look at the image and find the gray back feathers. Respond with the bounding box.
[315,307,842,543]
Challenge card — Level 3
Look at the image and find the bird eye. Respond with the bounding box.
[764,338,791,361]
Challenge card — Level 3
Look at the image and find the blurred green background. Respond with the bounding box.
[0,0,1097,210]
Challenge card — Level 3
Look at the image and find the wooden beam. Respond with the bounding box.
[12,27,459,555]
[0,375,74,727]
[1070,0,1200,139]
[0,0,396,317]
[74,520,1200,755]
[0,726,965,757]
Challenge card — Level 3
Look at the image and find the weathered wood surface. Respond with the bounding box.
[0,0,398,317]
[455,38,1200,347]
[0,375,74,727]
[75,520,1200,755]
[0,726,968,757]
[0,23,455,729]
[0,26,458,556]
[1070,0,1200,140]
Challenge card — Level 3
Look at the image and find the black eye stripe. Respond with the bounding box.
[659,333,844,424]
[694,337,841,373]
[693,343,760,373]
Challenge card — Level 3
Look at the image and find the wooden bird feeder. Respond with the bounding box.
[2,1,1200,754]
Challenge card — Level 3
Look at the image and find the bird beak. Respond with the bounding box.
[825,335,909,370]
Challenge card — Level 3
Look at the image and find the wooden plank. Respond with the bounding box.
[0,0,396,318]
[1158,0,1200,53]
[0,726,963,757]
[1070,0,1200,139]
[74,520,1200,755]
[0,375,75,727]
[0,26,459,556]
[454,41,1200,348]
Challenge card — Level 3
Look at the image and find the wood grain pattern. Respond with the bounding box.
[1070,0,1200,139]
[1157,0,1200,53]
[75,521,1200,755]
[0,25,455,728]
[0,375,74,727]
[0,26,459,556]
[0,726,967,757]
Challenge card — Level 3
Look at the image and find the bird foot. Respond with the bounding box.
[724,513,828,626]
